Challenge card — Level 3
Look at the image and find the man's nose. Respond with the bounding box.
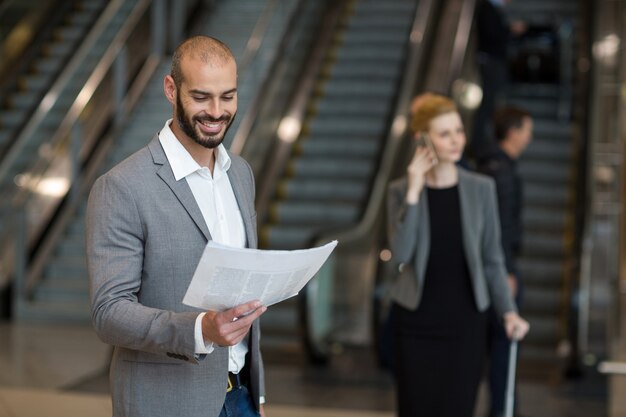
[205,99,222,118]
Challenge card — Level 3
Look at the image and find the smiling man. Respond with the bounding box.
[86,36,266,417]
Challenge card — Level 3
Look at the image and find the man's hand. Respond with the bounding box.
[201,300,266,346]
[503,311,530,341]
[260,405,266,417]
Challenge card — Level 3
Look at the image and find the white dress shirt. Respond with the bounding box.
[158,120,248,374]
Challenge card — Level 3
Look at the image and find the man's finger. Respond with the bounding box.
[223,300,262,321]
[224,306,266,332]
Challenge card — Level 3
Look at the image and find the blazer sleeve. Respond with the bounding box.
[86,172,199,362]
[480,179,517,316]
[386,179,420,264]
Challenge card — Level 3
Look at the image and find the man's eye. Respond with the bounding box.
[223,96,234,101]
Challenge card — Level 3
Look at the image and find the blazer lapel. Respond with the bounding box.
[227,159,256,248]
[148,137,212,242]
[415,187,430,282]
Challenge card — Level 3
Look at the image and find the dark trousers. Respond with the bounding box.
[218,385,259,417]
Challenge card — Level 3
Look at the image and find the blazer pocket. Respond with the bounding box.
[121,350,183,365]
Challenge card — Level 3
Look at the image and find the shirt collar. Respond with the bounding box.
[158,119,231,181]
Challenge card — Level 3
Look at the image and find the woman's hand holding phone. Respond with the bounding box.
[406,143,436,204]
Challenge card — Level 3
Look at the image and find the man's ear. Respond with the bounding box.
[164,75,177,105]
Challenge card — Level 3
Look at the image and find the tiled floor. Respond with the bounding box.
[0,321,608,417]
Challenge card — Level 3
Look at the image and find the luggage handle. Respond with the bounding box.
[504,328,522,417]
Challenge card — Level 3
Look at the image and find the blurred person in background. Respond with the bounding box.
[386,93,529,417]
[478,106,533,417]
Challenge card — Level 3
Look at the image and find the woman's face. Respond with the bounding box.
[423,111,466,164]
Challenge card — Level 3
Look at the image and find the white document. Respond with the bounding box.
[183,240,338,311]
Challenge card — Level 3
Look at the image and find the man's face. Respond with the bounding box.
[170,57,237,149]
[513,116,533,153]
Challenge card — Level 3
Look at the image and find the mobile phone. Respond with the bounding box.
[416,132,439,165]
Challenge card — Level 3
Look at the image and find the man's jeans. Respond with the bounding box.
[218,385,260,417]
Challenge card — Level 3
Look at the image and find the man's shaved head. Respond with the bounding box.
[170,36,235,89]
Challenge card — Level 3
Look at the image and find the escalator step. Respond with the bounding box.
[518,258,564,286]
[32,56,65,75]
[45,257,88,279]
[348,15,413,31]
[78,0,106,12]
[0,109,28,129]
[270,202,360,226]
[521,314,560,345]
[314,98,390,116]
[523,287,562,315]
[309,116,386,136]
[18,72,56,91]
[509,83,560,99]
[288,158,375,179]
[522,233,566,258]
[334,46,405,62]
[340,29,408,45]
[278,178,368,202]
[524,138,574,162]
[519,160,571,183]
[327,62,401,80]
[296,137,380,158]
[0,130,13,148]
[67,9,99,26]
[532,120,574,140]
[261,226,318,250]
[523,207,567,233]
[524,183,569,208]
[44,41,75,57]
[321,79,396,98]
[54,26,85,42]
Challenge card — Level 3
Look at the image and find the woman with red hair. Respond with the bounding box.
[386,93,529,416]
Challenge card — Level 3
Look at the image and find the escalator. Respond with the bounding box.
[0,0,106,153]
[0,0,137,198]
[260,0,419,251]
[251,0,440,363]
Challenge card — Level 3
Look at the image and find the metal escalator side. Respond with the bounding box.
[581,0,626,415]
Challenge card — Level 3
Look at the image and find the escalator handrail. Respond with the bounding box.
[237,0,279,76]
[230,0,308,155]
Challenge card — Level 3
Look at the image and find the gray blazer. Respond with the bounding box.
[386,168,516,317]
[86,136,263,417]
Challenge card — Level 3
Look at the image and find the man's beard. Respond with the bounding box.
[175,93,235,149]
